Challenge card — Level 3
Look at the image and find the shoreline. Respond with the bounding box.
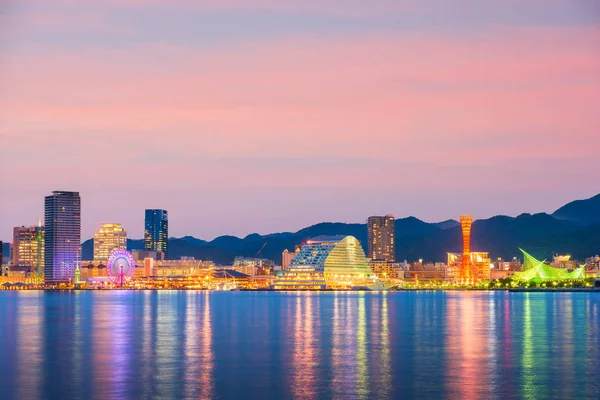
[2,287,599,293]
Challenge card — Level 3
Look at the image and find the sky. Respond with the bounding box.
[1,0,599,241]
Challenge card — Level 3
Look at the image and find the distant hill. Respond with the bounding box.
[553,194,600,226]
[76,193,599,264]
[433,220,460,230]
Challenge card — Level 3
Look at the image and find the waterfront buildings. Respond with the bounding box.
[12,224,44,273]
[79,258,214,280]
[404,261,446,281]
[153,259,214,276]
[585,256,600,271]
[367,215,395,262]
[144,209,168,258]
[282,248,300,270]
[232,257,273,277]
[549,254,577,270]
[132,250,165,261]
[93,223,127,262]
[447,252,491,282]
[272,235,371,289]
[492,257,522,271]
[44,191,81,283]
[369,260,403,280]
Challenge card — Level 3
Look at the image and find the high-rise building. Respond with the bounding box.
[12,224,44,273]
[44,191,81,283]
[367,215,395,262]
[144,209,168,259]
[282,248,300,270]
[460,216,473,281]
[94,223,127,262]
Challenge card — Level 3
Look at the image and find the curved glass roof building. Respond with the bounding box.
[273,236,371,289]
[513,248,586,281]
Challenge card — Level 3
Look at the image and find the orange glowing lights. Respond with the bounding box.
[460,216,473,281]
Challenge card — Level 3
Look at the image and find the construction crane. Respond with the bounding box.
[255,241,268,258]
[254,241,268,270]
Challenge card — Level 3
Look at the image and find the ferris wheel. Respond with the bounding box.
[107,250,136,285]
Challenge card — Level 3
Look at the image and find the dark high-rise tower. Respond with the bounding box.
[367,215,395,262]
[44,191,81,283]
[144,209,168,259]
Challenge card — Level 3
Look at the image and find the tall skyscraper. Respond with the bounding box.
[94,223,127,262]
[460,215,473,281]
[144,209,168,259]
[367,215,395,262]
[12,224,44,273]
[44,191,81,283]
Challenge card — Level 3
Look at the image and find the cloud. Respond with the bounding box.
[2,26,598,161]
[1,4,598,238]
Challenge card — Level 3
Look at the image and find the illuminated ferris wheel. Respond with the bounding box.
[107,250,136,285]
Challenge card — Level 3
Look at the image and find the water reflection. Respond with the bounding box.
[291,293,318,399]
[92,293,115,399]
[522,295,536,399]
[331,293,362,398]
[0,291,599,399]
[378,294,391,399]
[197,292,214,398]
[445,293,494,399]
[15,292,43,400]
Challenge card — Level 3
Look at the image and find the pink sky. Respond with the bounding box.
[1,0,599,240]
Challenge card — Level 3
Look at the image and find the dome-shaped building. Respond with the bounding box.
[273,235,371,289]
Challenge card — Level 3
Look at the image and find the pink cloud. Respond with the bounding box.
[2,26,598,156]
[1,24,599,238]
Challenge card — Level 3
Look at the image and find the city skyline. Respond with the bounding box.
[1,191,599,243]
[0,2,598,398]
[2,0,599,241]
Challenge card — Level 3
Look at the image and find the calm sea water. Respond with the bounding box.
[0,291,598,400]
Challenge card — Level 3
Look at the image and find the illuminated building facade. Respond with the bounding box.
[585,256,600,271]
[44,191,81,283]
[460,216,473,281]
[447,252,491,282]
[231,257,273,277]
[513,249,586,281]
[272,235,371,289]
[144,209,168,259]
[549,254,577,270]
[12,225,44,273]
[492,257,522,271]
[93,223,127,262]
[369,260,403,280]
[368,215,395,262]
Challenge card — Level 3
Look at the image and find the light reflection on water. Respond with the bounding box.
[0,291,599,400]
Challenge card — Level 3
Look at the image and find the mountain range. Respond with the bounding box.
[78,194,600,264]
[4,194,599,265]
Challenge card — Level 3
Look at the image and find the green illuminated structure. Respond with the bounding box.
[513,248,586,281]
